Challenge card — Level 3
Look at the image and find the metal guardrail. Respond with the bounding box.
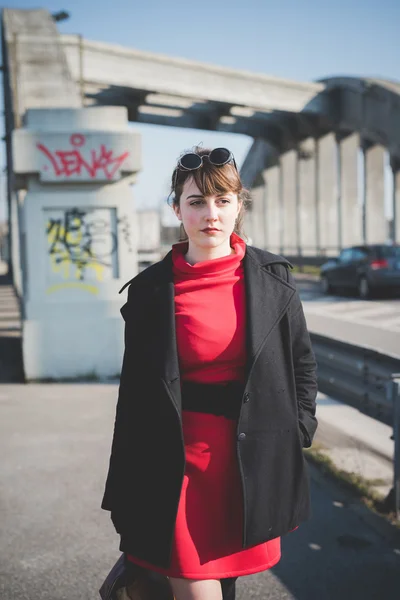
[310,333,400,518]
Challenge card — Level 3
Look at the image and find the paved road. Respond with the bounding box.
[296,279,400,358]
[1,384,399,600]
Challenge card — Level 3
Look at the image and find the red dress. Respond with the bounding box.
[127,233,281,578]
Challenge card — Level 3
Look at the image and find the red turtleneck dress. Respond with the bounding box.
[127,233,281,578]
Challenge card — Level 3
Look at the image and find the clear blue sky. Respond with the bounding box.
[1,0,400,221]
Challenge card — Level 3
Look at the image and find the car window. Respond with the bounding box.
[339,249,354,263]
[352,248,368,261]
[379,246,400,259]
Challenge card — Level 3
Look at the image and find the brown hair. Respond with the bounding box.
[169,146,251,240]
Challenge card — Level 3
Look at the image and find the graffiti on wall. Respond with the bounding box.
[117,215,133,253]
[37,134,130,180]
[46,207,118,282]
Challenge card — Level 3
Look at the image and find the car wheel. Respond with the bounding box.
[321,275,333,295]
[358,276,371,299]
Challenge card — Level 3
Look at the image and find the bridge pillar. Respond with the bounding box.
[340,133,363,247]
[264,162,281,254]
[364,142,387,243]
[246,172,267,248]
[318,133,340,256]
[393,160,400,243]
[298,137,318,256]
[12,106,141,380]
[281,149,298,255]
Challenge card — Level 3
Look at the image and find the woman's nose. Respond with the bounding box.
[205,205,218,220]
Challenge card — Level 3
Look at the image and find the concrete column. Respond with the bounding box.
[318,133,339,256]
[10,191,23,296]
[281,149,297,255]
[315,137,320,253]
[394,164,400,243]
[12,106,141,380]
[264,163,281,254]
[340,133,363,247]
[335,136,343,250]
[247,172,266,248]
[298,138,317,256]
[384,151,394,243]
[279,158,284,254]
[295,147,301,256]
[365,143,387,243]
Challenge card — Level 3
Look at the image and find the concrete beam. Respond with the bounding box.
[61,34,325,115]
[322,77,400,162]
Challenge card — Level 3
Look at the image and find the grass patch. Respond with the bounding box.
[304,444,400,528]
[291,265,321,276]
[28,370,103,383]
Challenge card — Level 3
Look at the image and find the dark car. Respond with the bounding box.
[320,244,400,298]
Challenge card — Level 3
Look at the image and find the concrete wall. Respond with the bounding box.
[137,210,161,251]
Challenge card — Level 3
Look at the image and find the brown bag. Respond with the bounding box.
[99,554,174,600]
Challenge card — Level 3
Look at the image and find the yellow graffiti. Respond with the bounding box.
[46,282,99,295]
[46,219,106,282]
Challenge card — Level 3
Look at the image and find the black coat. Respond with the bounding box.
[101,245,318,569]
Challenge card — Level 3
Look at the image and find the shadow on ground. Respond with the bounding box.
[237,463,400,600]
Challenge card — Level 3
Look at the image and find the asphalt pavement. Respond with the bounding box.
[1,384,400,600]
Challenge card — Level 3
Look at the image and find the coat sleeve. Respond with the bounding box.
[101,283,140,513]
[287,271,318,448]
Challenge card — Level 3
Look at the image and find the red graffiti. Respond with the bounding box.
[37,134,130,180]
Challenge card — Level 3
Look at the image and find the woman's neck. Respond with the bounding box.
[185,239,234,265]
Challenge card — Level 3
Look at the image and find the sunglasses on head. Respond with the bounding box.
[173,147,237,190]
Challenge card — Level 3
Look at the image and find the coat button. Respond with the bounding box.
[243,392,250,403]
[238,433,246,441]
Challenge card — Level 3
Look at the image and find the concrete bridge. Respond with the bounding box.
[2,7,400,378]
[3,7,400,261]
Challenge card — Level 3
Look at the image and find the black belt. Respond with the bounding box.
[181,381,244,420]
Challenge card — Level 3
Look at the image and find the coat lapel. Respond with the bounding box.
[244,248,296,380]
[150,253,182,415]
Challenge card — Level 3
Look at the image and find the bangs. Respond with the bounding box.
[178,162,242,198]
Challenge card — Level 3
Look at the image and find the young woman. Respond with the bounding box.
[102,147,318,600]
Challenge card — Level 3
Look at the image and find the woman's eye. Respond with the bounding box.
[219,199,230,204]
[190,200,203,206]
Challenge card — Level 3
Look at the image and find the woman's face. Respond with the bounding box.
[174,178,242,252]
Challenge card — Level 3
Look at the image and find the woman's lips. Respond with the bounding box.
[201,228,220,233]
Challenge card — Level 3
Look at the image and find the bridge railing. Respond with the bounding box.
[311,332,400,518]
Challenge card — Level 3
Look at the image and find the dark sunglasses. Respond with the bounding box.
[173,147,237,189]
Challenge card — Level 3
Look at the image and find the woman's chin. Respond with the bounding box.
[196,236,226,248]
